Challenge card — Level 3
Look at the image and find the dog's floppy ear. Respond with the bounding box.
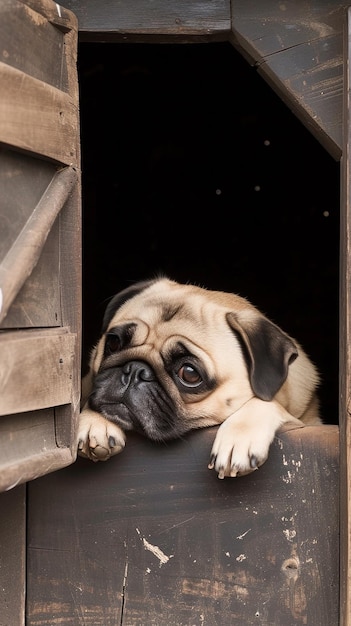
[102,279,158,333]
[226,312,298,401]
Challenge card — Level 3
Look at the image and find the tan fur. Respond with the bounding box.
[78,278,321,478]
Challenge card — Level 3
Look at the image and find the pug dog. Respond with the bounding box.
[78,277,321,478]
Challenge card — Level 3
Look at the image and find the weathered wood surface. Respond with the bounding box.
[0,0,81,498]
[0,0,79,163]
[0,485,26,626]
[1,219,61,329]
[1,0,70,88]
[27,425,339,626]
[62,0,231,40]
[230,1,346,159]
[0,326,79,492]
[0,328,75,415]
[0,62,78,163]
[340,8,351,626]
[0,410,75,492]
[0,166,78,325]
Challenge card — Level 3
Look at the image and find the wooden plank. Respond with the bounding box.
[231,1,347,57]
[0,409,76,492]
[340,9,351,626]
[26,425,339,625]
[23,0,78,30]
[57,183,82,431]
[61,0,231,42]
[0,328,75,415]
[230,1,346,159]
[0,485,26,626]
[0,166,78,325]
[255,34,342,160]
[0,63,78,163]
[0,0,69,90]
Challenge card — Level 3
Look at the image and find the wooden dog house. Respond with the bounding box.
[0,1,348,624]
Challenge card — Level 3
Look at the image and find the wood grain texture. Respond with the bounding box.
[0,0,81,495]
[230,1,346,159]
[0,147,56,261]
[0,328,75,415]
[0,166,78,325]
[27,425,339,626]
[0,0,69,89]
[1,220,61,329]
[0,63,78,163]
[0,409,75,492]
[0,485,26,626]
[62,0,231,40]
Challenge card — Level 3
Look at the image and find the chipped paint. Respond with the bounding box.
[283,529,297,542]
[236,529,251,540]
[236,554,247,562]
[136,528,173,567]
[282,470,294,483]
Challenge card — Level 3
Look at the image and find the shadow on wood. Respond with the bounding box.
[27,424,339,625]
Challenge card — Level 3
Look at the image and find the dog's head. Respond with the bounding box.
[85,277,299,442]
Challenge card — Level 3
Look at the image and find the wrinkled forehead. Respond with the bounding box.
[108,291,217,331]
[107,294,250,369]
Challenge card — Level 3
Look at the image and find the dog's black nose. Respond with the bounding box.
[121,361,155,384]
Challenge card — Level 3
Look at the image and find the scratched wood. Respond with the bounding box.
[230,1,347,159]
[0,486,26,626]
[26,425,339,625]
[59,0,231,41]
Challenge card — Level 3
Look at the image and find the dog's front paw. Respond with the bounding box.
[208,398,297,479]
[77,409,126,462]
[208,419,270,479]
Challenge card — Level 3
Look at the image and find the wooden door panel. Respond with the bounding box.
[0,0,80,493]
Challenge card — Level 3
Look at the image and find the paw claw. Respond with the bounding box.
[250,455,258,469]
[218,467,225,480]
[208,454,216,470]
[78,410,126,462]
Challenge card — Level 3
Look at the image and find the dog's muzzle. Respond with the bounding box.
[88,360,181,440]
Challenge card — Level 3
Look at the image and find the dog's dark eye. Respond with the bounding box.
[105,334,122,353]
[104,323,137,356]
[177,363,202,387]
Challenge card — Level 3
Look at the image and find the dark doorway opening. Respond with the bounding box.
[78,41,340,424]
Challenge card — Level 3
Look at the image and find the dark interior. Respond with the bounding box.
[78,41,340,425]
